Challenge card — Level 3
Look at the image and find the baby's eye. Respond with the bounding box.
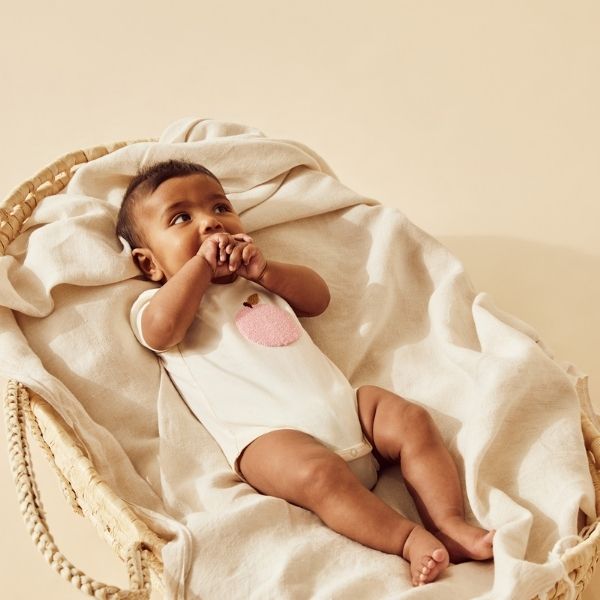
[215,204,230,214]
[171,213,191,225]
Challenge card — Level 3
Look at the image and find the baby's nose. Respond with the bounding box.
[200,217,224,234]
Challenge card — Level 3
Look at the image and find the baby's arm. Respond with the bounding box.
[226,238,330,317]
[140,233,244,351]
[140,254,213,351]
[254,261,331,317]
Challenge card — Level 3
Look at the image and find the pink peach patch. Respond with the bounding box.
[235,303,300,346]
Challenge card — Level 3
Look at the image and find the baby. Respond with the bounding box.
[117,159,494,586]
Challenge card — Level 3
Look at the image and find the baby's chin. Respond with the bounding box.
[212,272,239,285]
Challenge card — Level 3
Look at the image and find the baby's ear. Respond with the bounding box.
[132,248,164,282]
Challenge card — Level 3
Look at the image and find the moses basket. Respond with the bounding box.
[2,141,600,599]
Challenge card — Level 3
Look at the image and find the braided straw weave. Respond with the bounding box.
[2,141,600,599]
[1,141,165,598]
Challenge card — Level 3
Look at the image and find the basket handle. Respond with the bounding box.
[3,380,151,599]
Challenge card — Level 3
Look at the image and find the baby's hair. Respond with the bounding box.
[117,159,221,249]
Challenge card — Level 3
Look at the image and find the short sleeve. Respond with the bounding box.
[130,287,164,353]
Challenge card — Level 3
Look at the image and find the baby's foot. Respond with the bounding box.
[433,517,495,563]
[402,525,449,586]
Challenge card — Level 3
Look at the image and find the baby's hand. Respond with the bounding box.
[225,238,268,282]
[197,233,253,278]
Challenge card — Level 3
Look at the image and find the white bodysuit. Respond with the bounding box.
[130,275,378,488]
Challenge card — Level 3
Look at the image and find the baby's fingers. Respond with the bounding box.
[227,244,244,270]
[233,233,253,244]
[219,236,237,262]
[223,234,251,260]
[225,240,238,257]
[242,243,261,267]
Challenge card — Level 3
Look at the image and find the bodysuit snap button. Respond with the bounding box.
[351,449,358,457]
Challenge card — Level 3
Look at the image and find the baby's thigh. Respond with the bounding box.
[237,429,347,506]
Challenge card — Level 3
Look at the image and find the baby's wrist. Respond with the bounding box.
[254,261,269,284]
[192,254,215,279]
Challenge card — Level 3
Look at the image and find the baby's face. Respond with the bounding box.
[134,173,245,281]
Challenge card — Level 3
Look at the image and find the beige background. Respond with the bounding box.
[1,1,598,598]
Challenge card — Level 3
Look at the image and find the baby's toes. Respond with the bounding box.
[416,552,448,585]
[411,561,431,586]
[432,548,448,563]
[403,525,450,586]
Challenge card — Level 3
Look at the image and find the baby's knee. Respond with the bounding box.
[294,453,352,506]
[402,402,435,430]
[376,401,438,461]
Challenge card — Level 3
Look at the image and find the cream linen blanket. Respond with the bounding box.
[0,117,595,600]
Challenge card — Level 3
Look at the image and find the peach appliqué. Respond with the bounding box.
[235,294,300,346]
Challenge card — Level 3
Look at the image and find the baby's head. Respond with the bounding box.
[117,159,245,283]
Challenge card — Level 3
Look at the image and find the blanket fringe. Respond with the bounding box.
[538,536,583,600]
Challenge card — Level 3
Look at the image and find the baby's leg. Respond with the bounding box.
[357,386,495,569]
[237,428,448,585]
